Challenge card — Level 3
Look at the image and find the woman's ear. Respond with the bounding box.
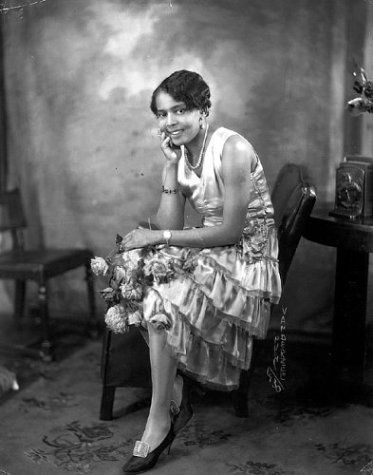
[201,107,210,118]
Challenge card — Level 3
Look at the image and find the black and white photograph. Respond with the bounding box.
[0,0,372,474]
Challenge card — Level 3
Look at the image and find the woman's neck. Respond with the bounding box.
[185,125,216,165]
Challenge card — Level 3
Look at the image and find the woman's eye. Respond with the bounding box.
[156,109,185,119]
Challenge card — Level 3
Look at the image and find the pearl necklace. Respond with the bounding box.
[184,124,209,170]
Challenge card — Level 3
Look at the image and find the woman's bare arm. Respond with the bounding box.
[159,135,253,247]
[154,161,185,230]
[123,134,255,250]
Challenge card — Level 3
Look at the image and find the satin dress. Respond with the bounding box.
[132,127,281,390]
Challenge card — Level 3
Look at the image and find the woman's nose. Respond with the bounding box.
[166,112,177,126]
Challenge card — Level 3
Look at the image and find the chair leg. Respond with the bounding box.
[100,386,116,421]
[231,340,258,417]
[14,280,26,329]
[38,282,54,362]
[85,262,98,337]
[232,369,252,417]
[100,328,114,420]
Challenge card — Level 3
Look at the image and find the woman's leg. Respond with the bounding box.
[139,327,183,409]
[140,323,178,450]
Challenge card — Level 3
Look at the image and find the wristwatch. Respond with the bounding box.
[163,230,172,246]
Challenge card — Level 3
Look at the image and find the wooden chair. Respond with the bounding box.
[232,163,316,416]
[100,327,151,420]
[0,188,97,360]
[99,164,316,420]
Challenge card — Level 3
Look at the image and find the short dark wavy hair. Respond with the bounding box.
[150,70,211,116]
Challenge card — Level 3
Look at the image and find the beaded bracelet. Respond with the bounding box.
[162,185,178,194]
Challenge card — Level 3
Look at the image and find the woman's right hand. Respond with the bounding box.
[160,132,182,164]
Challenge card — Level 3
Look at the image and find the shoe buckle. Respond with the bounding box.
[133,440,150,458]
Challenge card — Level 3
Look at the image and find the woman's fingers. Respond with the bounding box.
[159,131,180,162]
[122,231,132,243]
[120,231,134,250]
[121,229,154,251]
[161,136,171,150]
[121,229,145,251]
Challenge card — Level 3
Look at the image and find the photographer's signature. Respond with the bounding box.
[267,306,287,392]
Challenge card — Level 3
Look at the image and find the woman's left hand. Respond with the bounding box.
[120,229,159,251]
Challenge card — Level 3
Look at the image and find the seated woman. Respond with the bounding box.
[98,70,282,473]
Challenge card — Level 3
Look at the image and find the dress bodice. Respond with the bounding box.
[177,127,274,228]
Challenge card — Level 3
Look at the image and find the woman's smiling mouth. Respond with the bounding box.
[168,130,183,137]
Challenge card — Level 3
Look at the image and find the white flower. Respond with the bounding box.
[114,266,130,283]
[91,257,109,276]
[128,310,142,326]
[122,251,140,269]
[104,304,128,333]
[144,258,174,284]
[120,283,143,301]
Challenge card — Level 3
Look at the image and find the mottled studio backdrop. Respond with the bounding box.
[1,0,372,337]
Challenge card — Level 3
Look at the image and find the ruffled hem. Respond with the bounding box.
[188,256,281,307]
[142,293,253,389]
[156,226,282,309]
[143,287,254,368]
[176,365,240,392]
[145,237,281,339]
[147,280,272,339]
[168,331,251,391]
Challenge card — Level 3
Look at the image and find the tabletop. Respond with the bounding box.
[303,205,373,252]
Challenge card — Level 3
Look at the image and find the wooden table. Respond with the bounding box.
[303,207,373,385]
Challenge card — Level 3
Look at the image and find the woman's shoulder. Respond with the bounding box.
[214,127,258,171]
[213,126,254,150]
[215,127,255,156]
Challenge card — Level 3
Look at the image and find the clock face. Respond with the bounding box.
[335,166,364,215]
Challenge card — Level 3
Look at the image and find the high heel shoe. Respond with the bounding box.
[122,423,175,474]
[171,374,194,434]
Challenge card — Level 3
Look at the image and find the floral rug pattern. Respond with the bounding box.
[315,442,373,468]
[24,421,130,474]
[0,339,371,475]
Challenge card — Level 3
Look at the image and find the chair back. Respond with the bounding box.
[271,164,316,284]
[0,189,27,250]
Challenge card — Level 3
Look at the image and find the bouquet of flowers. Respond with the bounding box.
[91,234,197,333]
[347,64,373,115]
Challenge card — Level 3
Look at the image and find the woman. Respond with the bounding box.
[118,70,282,473]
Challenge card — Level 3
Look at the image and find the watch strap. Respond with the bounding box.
[163,230,172,246]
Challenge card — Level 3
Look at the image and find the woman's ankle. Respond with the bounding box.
[141,411,171,445]
[148,405,172,424]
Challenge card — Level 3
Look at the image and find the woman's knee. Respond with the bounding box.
[147,323,168,343]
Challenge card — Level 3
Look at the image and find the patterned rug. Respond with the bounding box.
[0,333,372,474]
[24,421,130,473]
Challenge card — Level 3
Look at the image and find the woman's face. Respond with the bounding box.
[154,91,202,147]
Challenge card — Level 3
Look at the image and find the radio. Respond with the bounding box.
[330,155,373,219]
